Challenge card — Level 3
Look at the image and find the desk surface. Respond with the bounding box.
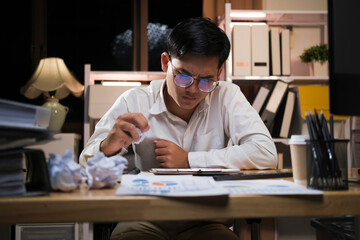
[1,176,360,224]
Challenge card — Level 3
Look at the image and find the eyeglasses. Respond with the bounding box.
[170,60,219,93]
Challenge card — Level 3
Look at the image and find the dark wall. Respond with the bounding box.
[1,0,202,137]
[1,1,33,103]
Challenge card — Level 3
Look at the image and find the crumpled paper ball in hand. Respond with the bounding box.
[48,149,82,192]
[84,152,128,189]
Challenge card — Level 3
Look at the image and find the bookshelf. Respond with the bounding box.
[231,76,328,84]
[221,4,334,171]
[222,3,328,84]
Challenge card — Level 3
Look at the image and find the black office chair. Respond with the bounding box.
[94,222,117,240]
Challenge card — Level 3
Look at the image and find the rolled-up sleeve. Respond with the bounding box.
[79,95,128,166]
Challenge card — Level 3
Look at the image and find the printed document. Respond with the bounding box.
[116,174,228,197]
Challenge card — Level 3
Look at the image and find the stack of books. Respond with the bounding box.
[0,98,54,197]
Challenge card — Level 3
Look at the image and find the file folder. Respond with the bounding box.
[261,80,288,131]
[251,24,269,76]
[232,25,251,76]
[252,81,275,115]
[281,29,291,76]
[270,28,281,76]
[279,90,296,138]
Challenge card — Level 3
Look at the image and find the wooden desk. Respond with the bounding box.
[1,181,360,224]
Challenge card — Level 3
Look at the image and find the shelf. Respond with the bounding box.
[224,3,328,84]
[229,10,327,26]
[231,76,329,85]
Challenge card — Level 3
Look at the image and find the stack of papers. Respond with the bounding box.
[216,179,323,195]
[116,174,323,197]
[0,149,26,197]
[150,168,240,175]
[116,175,228,197]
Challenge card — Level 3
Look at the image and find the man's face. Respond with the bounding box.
[161,52,220,114]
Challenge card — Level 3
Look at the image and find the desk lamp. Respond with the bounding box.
[20,57,84,131]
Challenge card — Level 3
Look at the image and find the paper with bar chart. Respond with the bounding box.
[116,174,228,197]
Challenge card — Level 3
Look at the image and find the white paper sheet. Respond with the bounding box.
[150,168,240,175]
[116,175,323,197]
[116,174,228,197]
[216,179,323,195]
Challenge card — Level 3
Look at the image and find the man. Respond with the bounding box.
[80,17,277,240]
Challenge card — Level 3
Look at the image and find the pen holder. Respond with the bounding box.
[306,139,349,191]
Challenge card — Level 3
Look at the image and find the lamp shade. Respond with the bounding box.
[20,57,84,99]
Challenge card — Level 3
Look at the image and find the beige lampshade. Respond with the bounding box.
[20,57,84,99]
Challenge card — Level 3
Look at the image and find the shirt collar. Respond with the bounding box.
[148,80,168,115]
[198,93,210,114]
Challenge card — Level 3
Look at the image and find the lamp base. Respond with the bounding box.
[42,98,69,131]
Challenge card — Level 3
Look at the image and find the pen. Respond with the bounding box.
[306,111,328,188]
[306,112,318,187]
[127,168,141,175]
[330,114,334,140]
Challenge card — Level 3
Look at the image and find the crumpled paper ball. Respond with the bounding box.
[47,150,128,191]
[84,152,128,189]
[48,149,82,192]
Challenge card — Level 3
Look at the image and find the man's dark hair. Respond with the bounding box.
[167,17,231,69]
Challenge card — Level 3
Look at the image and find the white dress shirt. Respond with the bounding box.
[80,79,277,170]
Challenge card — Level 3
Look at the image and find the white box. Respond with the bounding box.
[232,25,252,76]
[270,27,281,76]
[281,29,291,76]
[251,24,270,76]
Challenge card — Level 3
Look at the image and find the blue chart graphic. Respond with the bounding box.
[152,181,178,186]
[132,179,148,186]
[130,179,180,195]
[267,185,288,188]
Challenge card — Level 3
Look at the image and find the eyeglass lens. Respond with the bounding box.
[174,74,216,92]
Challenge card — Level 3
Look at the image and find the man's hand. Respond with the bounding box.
[100,113,150,156]
[153,139,189,168]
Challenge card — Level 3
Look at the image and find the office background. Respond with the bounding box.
[1,0,326,140]
[1,0,204,136]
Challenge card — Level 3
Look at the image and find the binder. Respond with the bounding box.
[261,80,288,131]
[281,29,291,76]
[0,149,52,197]
[232,25,251,76]
[252,81,275,115]
[274,87,305,137]
[0,99,55,151]
[271,90,288,137]
[0,125,55,151]
[288,86,306,136]
[0,149,25,197]
[270,28,281,76]
[0,98,51,129]
[279,90,296,138]
[251,24,269,76]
